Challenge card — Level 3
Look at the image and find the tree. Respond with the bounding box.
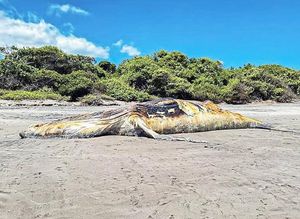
[30,69,63,91]
[147,68,171,96]
[155,51,189,76]
[98,78,151,101]
[118,56,159,90]
[6,46,95,74]
[58,70,98,101]
[98,61,116,74]
[0,59,36,90]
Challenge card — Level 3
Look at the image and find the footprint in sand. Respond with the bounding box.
[0,190,11,209]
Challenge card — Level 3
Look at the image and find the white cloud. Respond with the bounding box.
[121,44,141,56]
[62,22,75,35]
[48,4,89,16]
[113,39,123,47]
[27,12,40,23]
[0,11,109,58]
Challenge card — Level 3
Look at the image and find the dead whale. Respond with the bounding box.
[19,98,293,142]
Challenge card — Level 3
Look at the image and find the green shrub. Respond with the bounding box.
[0,89,66,101]
[259,65,300,94]
[6,46,96,74]
[243,69,295,102]
[184,58,223,83]
[155,51,189,73]
[99,78,151,101]
[220,79,253,104]
[98,61,116,74]
[58,70,98,101]
[166,76,193,99]
[147,68,171,96]
[0,59,36,90]
[272,88,294,102]
[81,63,107,78]
[191,76,222,102]
[30,69,63,90]
[118,56,159,90]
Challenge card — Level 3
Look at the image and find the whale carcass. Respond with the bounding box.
[20,98,269,142]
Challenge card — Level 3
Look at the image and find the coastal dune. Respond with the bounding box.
[1,102,300,218]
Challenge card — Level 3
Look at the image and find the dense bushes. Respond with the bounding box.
[98,78,151,101]
[0,59,36,90]
[58,70,98,101]
[0,89,65,101]
[30,69,63,91]
[0,46,299,103]
[192,76,222,102]
[220,66,297,103]
[5,46,95,74]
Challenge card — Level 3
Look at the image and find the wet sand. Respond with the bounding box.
[0,102,300,219]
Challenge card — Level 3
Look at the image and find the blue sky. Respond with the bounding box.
[0,0,300,69]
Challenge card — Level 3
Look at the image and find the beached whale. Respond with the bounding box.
[20,98,282,142]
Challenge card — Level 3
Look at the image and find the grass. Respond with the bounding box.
[0,89,67,101]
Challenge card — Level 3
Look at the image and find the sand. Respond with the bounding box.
[0,101,300,219]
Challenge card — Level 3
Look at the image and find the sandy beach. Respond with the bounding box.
[0,101,300,219]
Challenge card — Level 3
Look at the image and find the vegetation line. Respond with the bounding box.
[0,46,299,103]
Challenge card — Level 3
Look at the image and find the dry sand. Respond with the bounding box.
[0,102,300,219]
